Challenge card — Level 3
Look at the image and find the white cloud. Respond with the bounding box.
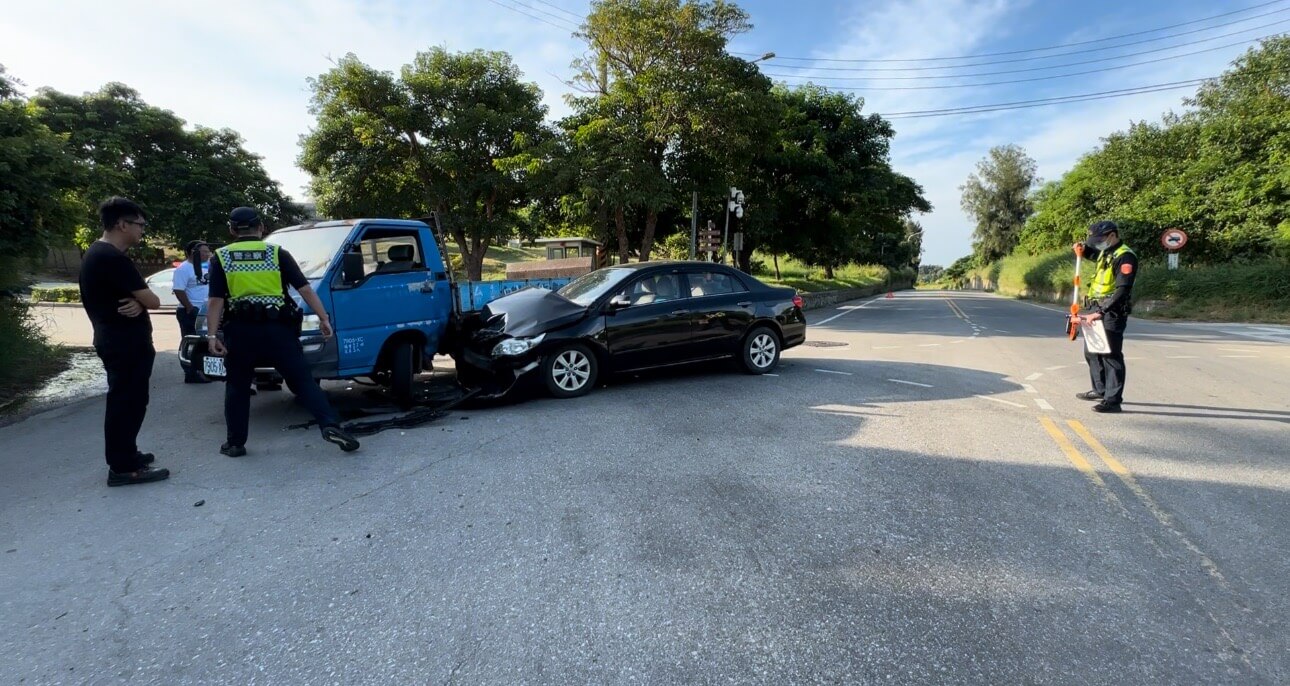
[0,0,587,201]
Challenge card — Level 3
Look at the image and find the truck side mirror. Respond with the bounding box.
[341,251,365,285]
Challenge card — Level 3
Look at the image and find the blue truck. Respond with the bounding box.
[179,218,570,404]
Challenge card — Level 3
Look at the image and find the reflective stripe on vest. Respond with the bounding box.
[217,241,285,306]
[1088,243,1134,298]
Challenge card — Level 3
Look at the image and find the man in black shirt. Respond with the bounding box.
[78,197,170,486]
[205,207,359,457]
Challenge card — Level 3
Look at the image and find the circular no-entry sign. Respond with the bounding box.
[1160,228,1188,251]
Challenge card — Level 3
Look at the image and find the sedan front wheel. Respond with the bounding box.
[543,344,598,398]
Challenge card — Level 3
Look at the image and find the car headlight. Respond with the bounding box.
[492,334,545,357]
[301,314,322,335]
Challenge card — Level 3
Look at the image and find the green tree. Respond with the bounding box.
[0,66,81,290]
[300,49,549,280]
[31,83,302,248]
[571,0,776,262]
[960,144,1039,262]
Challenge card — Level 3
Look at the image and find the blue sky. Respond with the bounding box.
[2,0,1280,264]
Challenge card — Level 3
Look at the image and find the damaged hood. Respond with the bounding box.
[477,287,588,338]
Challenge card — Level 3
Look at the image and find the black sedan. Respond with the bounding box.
[456,262,807,398]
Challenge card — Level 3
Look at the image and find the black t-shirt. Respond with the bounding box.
[78,241,152,346]
[207,247,310,300]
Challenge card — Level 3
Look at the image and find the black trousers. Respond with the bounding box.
[1085,316,1127,405]
[96,341,156,472]
[175,308,201,379]
[223,320,338,447]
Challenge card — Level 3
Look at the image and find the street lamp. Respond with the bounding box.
[751,52,776,64]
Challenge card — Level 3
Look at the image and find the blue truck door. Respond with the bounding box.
[328,223,451,375]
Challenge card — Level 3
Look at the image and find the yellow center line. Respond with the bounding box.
[1039,417,1107,488]
[944,298,968,321]
[1066,419,1230,587]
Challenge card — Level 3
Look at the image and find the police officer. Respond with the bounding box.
[205,207,359,456]
[1073,220,1138,413]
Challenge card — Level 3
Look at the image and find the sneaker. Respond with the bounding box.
[220,443,247,458]
[321,426,360,453]
[1092,402,1122,413]
[1075,391,1103,401]
[107,466,170,487]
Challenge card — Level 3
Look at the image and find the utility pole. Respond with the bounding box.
[690,191,698,260]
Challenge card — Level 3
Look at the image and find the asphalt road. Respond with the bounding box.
[2,290,1287,685]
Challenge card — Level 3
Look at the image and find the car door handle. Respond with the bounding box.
[738,301,752,307]
[670,309,689,316]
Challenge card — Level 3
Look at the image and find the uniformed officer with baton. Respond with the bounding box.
[1073,220,1138,413]
[205,207,360,456]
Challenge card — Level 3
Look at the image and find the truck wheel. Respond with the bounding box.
[543,344,597,399]
[740,326,781,374]
[391,341,417,407]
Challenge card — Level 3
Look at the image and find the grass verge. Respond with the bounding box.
[0,300,71,414]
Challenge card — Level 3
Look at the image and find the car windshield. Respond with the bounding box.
[557,268,636,306]
[265,225,353,279]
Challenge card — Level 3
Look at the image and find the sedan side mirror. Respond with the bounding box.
[607,294,631,313]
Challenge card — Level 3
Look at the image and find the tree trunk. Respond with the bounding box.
[773,253,781,280]
[639,208,659,263]
[615,206,630,265]
[452,228,487,282]
[824,263,835,280]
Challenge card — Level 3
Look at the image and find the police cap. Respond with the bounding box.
[1088,220,1119,237]
[229,207,262,231]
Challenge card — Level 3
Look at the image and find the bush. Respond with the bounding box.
[30,286,80,303]
[0,299,69,409]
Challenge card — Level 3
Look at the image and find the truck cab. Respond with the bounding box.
[179,218,569,404]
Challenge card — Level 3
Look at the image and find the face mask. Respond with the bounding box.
[1089,238,1112,251]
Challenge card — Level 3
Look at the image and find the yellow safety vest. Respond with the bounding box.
[216,240,285,307]
[1088,243,1134,299]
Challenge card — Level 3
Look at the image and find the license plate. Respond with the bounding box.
[203,355,227,378]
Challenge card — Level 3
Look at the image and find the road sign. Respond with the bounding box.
[1160,228,1188,251]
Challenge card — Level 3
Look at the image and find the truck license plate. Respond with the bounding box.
[203,356,227,378]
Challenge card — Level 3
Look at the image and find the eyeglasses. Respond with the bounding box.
[124,219,149,230]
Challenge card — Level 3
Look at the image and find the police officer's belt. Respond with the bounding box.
[226,300,303,324]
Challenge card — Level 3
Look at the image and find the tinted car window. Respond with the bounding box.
[688,271,746,297]
[619,273,685,306]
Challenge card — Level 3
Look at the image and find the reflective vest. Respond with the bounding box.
[1087,243,1134,299]
[216,240,285,307]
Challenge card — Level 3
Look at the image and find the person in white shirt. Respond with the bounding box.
[173,240,212,383]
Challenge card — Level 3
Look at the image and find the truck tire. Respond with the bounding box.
[391,341,417,407]
[740,326,781,374]
[542,344,598,399]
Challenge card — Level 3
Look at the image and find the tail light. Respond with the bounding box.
[792,295,804,309]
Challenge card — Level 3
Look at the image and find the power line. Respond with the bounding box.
[526,0,583,21]
[484,0,579,32]
[878,78,1213,118]
[763,14,1290,72]
[764,34,1283,88]
[734,0,1288,63]
[505,0,583,28]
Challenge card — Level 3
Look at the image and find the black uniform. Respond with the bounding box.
[79,241,155,473]
[1081,243,1138,407]
[206,251,340,448]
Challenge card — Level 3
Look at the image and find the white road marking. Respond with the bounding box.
[873,345,902,350]
[1022,384,1038,394]
[815,298,879,326]
[1035,399,1055,411]
[1025,372,1043,381]
[763,373,780,377]
[994,329,1012,333]
[1148,343,1182,348]
[1221,355,1258,359]
[1166,355,1199,359]
[976,395,1027,408]
[888,379,933,388]
[815,369,853,376]
[1219,348,1260,353]
[1045,365,1068,371]
[918,343,941,347]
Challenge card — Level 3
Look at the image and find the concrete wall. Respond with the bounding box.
[798,280,912,311]
[506,257,594,280]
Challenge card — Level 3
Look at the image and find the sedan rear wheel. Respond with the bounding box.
[543,344,598,398]
[741,326,781,374]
